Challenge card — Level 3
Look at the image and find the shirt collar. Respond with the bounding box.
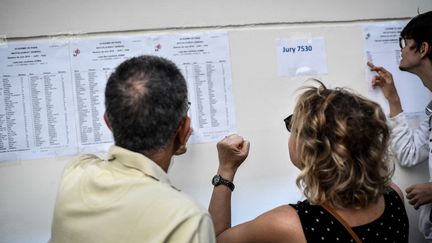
[107,145,176,189]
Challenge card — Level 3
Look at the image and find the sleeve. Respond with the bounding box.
[418,204,432,240]
[387,112,430,167]
[196,214,216,243]
[167,212,216,243]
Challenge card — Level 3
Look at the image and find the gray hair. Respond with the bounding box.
[105,55,188,155]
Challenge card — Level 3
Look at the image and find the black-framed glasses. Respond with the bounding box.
[399,36,407,49]
[284,114,293,132]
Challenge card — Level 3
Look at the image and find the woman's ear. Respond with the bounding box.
[104,112,112,131]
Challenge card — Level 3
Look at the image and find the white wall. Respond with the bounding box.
[0,0,431,38]
[1,1,432,242]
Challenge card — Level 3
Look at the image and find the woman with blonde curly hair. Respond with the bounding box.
[209,81,409,243]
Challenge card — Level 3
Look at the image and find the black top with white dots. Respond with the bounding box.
[290,188,409,243]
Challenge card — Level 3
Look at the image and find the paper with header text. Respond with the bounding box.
[0,32,235,161]
[363,21,430,118]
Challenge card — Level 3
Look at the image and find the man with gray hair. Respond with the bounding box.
[50,55,216,243]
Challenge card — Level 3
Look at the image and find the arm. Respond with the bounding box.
[208,135,305,243]
[388,113,430,167]
[367,62,402,117]
[213,206,306,243]
[209,134,249,236]
[368,62,429,166]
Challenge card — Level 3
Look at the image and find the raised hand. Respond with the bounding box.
[216,134,250,177]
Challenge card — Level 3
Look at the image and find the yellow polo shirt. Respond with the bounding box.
[51,145,215,243]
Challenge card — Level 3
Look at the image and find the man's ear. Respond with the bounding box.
[179,116,191,144]
[104,112,112,131]
[173,116,192,155]
[420,42,431,58]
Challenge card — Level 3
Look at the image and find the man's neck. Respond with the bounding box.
[416,60,432,91]
[148,151,172,173]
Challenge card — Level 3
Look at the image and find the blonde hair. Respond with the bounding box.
[292,80,393,208]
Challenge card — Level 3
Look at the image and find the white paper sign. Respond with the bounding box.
[0,32,236,161]
[144,33,236,144]
[0,41,78,161]
[277,37,328,77]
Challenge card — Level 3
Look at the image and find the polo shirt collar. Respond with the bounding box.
[107,145,174,187]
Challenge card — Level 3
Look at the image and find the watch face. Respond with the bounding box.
[212,174,234,191]
[212,175,221,185]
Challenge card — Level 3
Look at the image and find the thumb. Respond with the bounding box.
[238,140,250,158]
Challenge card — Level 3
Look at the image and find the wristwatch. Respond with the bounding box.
[212,174,235,191]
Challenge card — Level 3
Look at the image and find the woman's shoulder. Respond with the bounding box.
[387,182,405,202]
[264,204,301,220]
[252,205,307,243]
[218,205,307,243]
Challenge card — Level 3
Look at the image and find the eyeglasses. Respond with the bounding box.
[284,114,293,132]
[399,36,407,49]
[183,101,191,116]
[187,101,191,111]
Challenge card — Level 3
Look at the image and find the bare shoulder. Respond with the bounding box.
[254,205,306,243]
[260,204,300,223]
[389,182,405,202]
[217,205,306,243]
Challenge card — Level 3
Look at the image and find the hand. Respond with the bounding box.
[367,62,402,117]
[216,134,250,177]
[406,182,432,209]
[367,62,399,102]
